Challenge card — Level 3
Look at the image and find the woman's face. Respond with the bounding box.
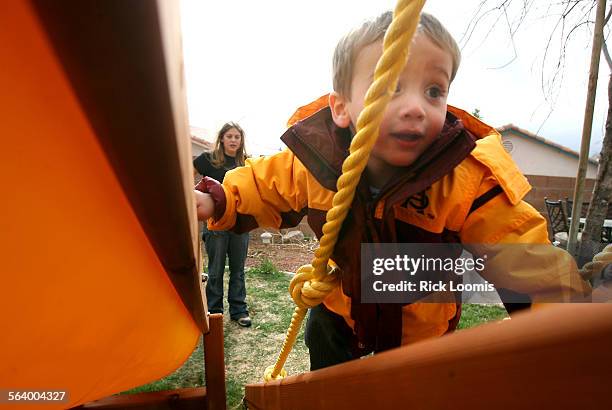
[221,127,242,157]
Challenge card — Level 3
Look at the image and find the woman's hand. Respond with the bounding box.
[194,190,215,221]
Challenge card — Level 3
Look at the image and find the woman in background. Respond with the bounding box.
[193,122,251,327]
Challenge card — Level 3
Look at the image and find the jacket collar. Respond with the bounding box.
[281,105,477,202]
[281,106,349,192]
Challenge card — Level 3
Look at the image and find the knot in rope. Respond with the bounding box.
[289,264,339,309]
[263,365,287,382]
[580,244,612,280]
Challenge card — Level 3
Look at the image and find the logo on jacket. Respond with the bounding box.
[403,189,434,219]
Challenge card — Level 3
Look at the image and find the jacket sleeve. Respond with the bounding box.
[207,149,333,233]
[460,178,592,304]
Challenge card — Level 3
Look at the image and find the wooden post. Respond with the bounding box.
[567,0,607,256]
[204,313,227,410]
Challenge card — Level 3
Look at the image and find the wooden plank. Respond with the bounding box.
[76,387,206,409]
[204,314,227,410]
[245,304,612,410]
[155,0,203,277]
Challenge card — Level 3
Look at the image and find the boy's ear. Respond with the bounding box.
[329,92,351,128]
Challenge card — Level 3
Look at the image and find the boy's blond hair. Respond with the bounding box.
[332,11,461,99]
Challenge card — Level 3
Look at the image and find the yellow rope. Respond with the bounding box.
[264,0,427,382]
[579,244,612,281]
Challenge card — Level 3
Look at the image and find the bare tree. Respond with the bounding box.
[579,5,612,265]
[464,0,611,264]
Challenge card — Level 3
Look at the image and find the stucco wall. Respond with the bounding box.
[191,142,207,157]
[501,133,597,178]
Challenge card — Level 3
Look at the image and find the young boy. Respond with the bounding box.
[195,11,590,370]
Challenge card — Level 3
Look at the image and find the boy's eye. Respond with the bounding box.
[426,86,445,99]
[394,83,402,94]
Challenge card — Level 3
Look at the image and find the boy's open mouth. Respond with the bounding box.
[390,132,422,142]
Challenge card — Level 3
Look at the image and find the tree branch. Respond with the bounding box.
[603,39,612,69]
[603,2,612,26]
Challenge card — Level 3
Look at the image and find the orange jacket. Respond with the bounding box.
[205,97,590,351]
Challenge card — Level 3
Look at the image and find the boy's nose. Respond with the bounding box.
[397,95,426,121]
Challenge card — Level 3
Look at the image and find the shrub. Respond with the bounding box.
[249,258,280,275]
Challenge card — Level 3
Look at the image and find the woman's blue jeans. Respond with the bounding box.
[202,227,249,319]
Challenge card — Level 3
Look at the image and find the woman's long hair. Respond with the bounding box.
[210,122,247,168]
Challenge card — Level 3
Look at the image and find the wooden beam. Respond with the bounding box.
[204,314,227,410]
[245,304,612,410]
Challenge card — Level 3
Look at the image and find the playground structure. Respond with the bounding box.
[1,1,611,409]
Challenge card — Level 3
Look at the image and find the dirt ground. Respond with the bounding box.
[245,239,316,273]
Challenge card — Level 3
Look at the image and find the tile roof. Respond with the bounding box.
[189,126,213,150]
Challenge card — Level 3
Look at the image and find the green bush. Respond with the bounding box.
[249,258,280,275]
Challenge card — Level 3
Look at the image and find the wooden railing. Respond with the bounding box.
[245,303,612,410]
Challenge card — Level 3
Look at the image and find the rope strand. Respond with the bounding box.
[264,0,427,381]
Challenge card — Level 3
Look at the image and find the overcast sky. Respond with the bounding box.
[180,0,608,156]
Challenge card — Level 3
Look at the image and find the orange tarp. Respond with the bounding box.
[0,2,200,408]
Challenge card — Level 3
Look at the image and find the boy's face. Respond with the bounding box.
[330,33,452,186]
